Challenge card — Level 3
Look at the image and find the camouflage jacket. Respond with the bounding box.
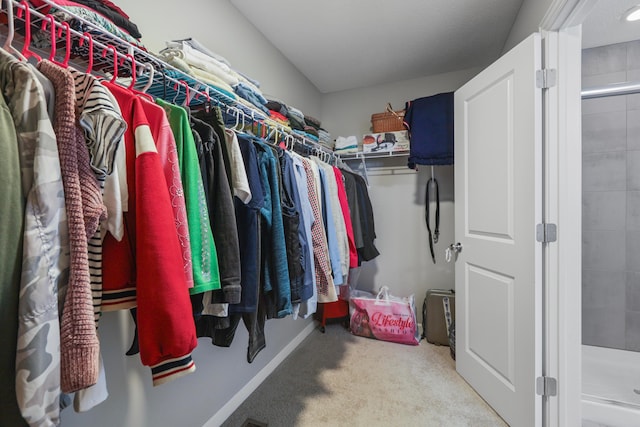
[0,48,69,427]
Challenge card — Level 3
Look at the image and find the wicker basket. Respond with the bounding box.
[371,103,406,133]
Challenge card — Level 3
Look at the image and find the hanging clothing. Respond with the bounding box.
[139,98,194,288]
[70,68,127,325]
[340,170,363,257]
[224,128,252,203]
[102,83,197,386]
[38,59,103,394]
[254,138,293,318]
[201,133,265,358]
[341,169,380,263]
[191,114,241,304]
[0,48,68,427]
[301,158,337,303]
[277,148,305,303]
[0,58,27,427]
[69,68,127,413]
[333,167,358,269]
[290,153,317,319]
[228,133,264,315]
[314,161,344,286]
[352,172,380,262]
[156,98,221,295]
[188,109,242,331]
[315,158,349,279]
[192,107,234,189]
[100,85,128,240]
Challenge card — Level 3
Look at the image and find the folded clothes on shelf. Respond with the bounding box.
[171,37,232,67]
[334,136,358,154]
[304,115,321,130]
[318,128,331,146]
[287,105,305,123]
[266,99,288,116]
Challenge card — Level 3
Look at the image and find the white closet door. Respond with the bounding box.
[454,33,543,427]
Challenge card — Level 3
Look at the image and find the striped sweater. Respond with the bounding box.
[70,68,127,326]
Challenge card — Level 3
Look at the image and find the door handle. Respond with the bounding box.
[445,242,463,262]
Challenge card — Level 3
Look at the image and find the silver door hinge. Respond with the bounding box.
[536,69,557,89]
[536,223,557,243]
[536,376,558,397]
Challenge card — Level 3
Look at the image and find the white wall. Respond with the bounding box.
[321,67,480,300]
[62,312,312,427]
[349,160,456,299]
[503,0,556,53]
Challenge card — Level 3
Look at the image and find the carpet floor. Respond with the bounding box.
[222,323,507,427]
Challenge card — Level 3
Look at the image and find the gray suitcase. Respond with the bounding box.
[422,289,455,346]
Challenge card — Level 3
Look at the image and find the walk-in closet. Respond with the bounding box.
[2,1,639,426]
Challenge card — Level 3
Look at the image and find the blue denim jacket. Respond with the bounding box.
[255,139,293,317]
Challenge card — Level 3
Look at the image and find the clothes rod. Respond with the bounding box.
[581,81,640,99]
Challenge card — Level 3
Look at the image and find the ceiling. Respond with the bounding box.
[582,0,640,49]
[230,0,525,94]
[230,0,640,94]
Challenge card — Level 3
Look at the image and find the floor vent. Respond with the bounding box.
[241,418,268,427]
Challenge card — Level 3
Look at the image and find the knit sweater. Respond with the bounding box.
[38,60,102,393]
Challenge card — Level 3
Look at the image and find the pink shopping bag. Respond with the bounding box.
[349,287,419,345]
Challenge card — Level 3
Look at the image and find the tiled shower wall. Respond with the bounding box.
[582,41,640,351]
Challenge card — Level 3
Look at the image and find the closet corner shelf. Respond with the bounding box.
[340,149,410,160]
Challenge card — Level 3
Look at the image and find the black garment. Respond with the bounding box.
[341,170,363,256]
[276,148,305,303]
[341,170,379,262]
[354,173,380,261]
[193,107,233,189]
[191,116,241,304]
[210,295,267,363]
[71,0,142,39]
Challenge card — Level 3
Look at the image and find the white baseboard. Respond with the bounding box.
[202,321,317,427]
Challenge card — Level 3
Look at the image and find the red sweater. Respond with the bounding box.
[102,83,196,385]
[333,167,358,268]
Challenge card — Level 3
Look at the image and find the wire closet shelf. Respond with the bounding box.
[2,0,338,161]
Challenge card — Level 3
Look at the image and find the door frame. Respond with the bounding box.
[539,1,598,425]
